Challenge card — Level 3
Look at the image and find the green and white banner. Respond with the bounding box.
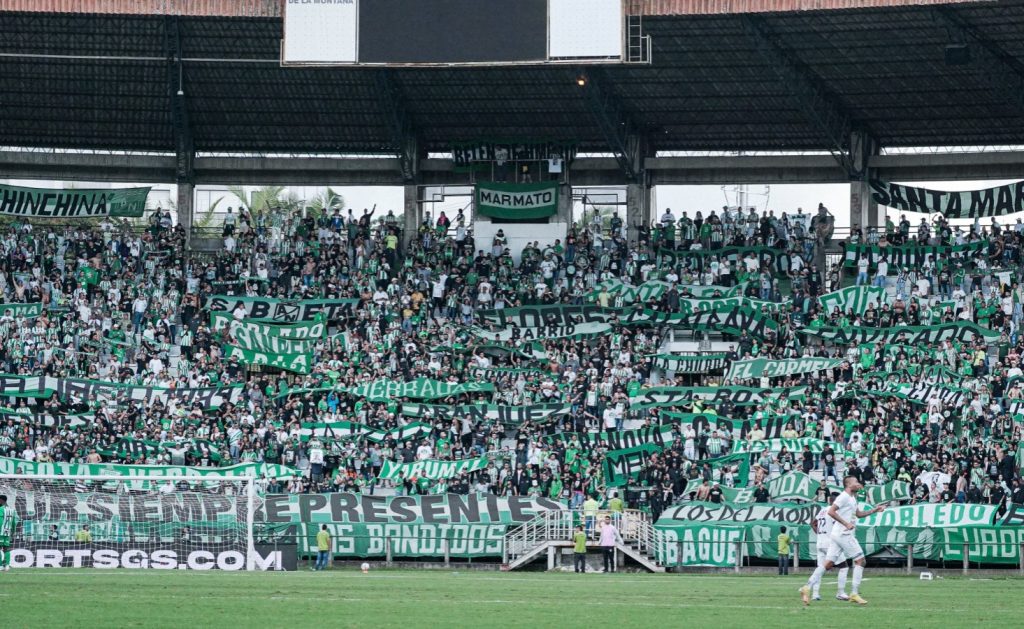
[0,303,42,319]
[603,443,666,487]
[400,402,570,426]
[660,411,789,440]
[299,422,432,444]
[346,378,494,402]
[631,385,807,409]
[204,295,359,322]
[721,472,911,505]
[475,305,618,329]
[0,184,148,218]
[656,246,789,273]
[621,305,778,339]
[869,178,1024,219]
[818,286,886,314]
[0,456,298,479]
[650,353,729,373]
[378,456,490,481]
[730,438,846,456]
[588,280,673,304]
[725,357,843,381]
[223,345,312,374]
[475,181,559,220]
[210,312,325,340]
[217,322,319,355]
[804,321,1001,346]
[468,321,610,342]
[262,492,565,557]
[544,425,676,452]
[0,375,243,409]
[843,240,986,269]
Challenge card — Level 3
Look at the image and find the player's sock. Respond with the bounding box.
[837,567,849,595]
[0,550,7,568]
[851,564,863,595]
[811,579,821,599]
[806,565,826,588]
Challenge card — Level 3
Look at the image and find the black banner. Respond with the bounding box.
[869,179,1024,218]
[203,296,359,323]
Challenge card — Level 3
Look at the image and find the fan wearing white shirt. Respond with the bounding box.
[800,476,885,606]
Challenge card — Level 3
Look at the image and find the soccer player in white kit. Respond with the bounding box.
[800,475,885,606]
[810,493,850,601]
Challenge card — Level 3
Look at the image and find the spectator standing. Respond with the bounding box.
[777,526,793,575]
[598,516,622,573]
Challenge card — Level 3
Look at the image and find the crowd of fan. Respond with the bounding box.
[0,204,1022,516]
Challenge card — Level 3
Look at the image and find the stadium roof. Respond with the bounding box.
[0,0,1022,163]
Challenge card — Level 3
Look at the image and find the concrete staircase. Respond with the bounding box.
[502,509,665,572]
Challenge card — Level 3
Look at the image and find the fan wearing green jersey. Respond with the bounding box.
[0,494,17,572]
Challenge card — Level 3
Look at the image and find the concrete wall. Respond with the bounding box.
[472,220,569,264]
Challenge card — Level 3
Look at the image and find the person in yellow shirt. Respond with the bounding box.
[313,525,331,571]
[572,525,588,573]
[582,495,599,538]
[777,526,793,575]
[74,525,92,543]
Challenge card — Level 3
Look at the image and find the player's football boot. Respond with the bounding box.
[848,594,868,605]
[799,585,811,605]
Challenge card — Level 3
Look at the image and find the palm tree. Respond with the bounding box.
[306,187,346,219]
[226,185,286,213]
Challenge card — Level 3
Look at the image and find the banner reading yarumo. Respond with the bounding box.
[869,178,1024,218]
[0,184,149,218]
[475,181,558,220]
[378,456,490,481]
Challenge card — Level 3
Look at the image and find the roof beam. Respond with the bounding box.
[164,16,193,184]
[933,6,1024,114]
[576,67,648,182]
[741,14,875,178]
[374,70,419,183]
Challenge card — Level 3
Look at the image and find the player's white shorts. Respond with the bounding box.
[817,536,847,566]
[827,532,863,562]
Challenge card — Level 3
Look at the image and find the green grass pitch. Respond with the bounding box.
[0,569,1020,628]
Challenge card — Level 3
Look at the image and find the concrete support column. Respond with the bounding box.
[847,129,881,236]
[849,176,883,236]
[556,183,572,225]
[177,181,194,248]
[402,184,420,249]
[626,182,652,246]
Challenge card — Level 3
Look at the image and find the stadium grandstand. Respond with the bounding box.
[0,0,1023,625]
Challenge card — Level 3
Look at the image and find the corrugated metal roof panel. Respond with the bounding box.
[630,0,988,15]
[0,0,987,17]
[0,0,281,17]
